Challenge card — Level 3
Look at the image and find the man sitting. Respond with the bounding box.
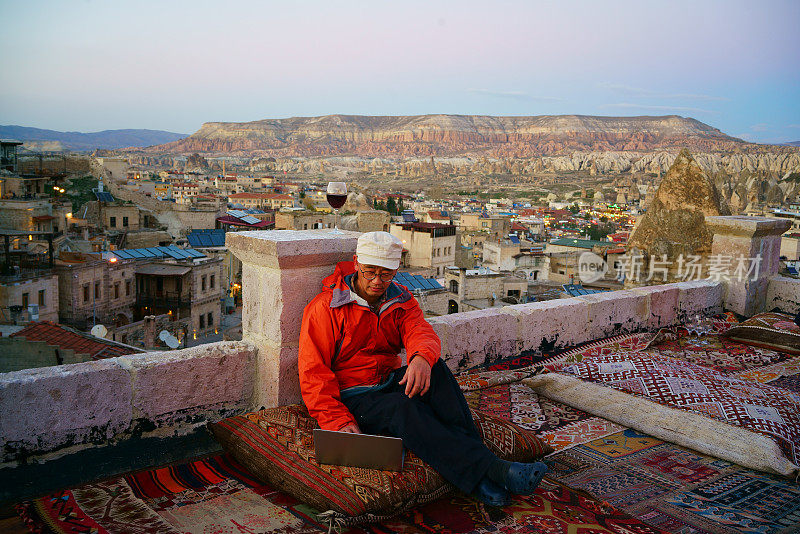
[299,231,547,506]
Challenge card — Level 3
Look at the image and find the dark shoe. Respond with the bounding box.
[502,461,547,495]
[471,477,511,507]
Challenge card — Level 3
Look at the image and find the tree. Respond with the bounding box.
[387,197,397,215]
[569,203,580,214]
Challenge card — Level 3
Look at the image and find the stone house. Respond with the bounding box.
[54,255,137,329]
[390,222,457,277]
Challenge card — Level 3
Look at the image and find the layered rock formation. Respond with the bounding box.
[626,149,730,285]
[143,114,746,157]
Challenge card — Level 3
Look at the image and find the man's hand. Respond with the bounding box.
[339,422,361,434]
[399,356,431,398]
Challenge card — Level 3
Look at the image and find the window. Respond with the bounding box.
[22,292,29,307]
[83,284,90,302]
[114,282,120,299]
[210,275,215,289]
[123,216,129,227]
[110,216,116,228]
[199,314,205,329]
[126,280,131,296]
[38,289,46,307]
[94,282,101,299]
[201,275,207,291]
[207,312,213,326]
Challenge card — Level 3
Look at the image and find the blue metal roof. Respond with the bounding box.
[394,271,443,292]
[111,245,205,261]
[509,235,520,244]
[562,283,607,296]
[187,229,226,248]
[787,266,799,275]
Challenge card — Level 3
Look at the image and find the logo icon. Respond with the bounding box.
[578,252,608,283]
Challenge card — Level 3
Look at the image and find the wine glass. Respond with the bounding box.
[327,182,347,234]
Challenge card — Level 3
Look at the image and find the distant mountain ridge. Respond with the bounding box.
[144,114,751,157]
[0,125,187,151]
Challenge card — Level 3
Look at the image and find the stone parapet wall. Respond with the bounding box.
[0,230,732,473]
[429,281,723,373]
[0,341,256,467]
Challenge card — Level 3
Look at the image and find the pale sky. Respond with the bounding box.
[2,0,799,143]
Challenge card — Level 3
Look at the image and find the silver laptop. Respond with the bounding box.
[313,429,405,471]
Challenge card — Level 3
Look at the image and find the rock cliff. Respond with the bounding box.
[144,114,747,157]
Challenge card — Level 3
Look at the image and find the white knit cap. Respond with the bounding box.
[356,231,403,270]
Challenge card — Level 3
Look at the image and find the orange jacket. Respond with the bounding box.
[298,261,441,431]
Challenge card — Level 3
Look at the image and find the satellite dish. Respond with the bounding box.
[160,329,180,349]
[91,324,108,338]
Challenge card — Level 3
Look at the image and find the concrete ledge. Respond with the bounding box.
[767,275,800,315]
[0,341,257,465]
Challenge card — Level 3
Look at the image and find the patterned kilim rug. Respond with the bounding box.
[510,318,800,534]
[16,453,669,533]
[546,429,800,534]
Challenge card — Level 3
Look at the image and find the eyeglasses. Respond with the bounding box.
[359,268,396,282]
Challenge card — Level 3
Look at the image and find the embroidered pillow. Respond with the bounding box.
[723,312,800,355]
[207,404,551,521]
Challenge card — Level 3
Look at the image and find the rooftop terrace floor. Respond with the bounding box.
[8,313,800,533]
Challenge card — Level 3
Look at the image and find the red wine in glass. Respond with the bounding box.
[326,194,347,209]
[327,182,347,234]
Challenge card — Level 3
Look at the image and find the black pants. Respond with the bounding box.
[342,360,496,494]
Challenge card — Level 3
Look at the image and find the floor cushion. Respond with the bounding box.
[207,404,552,523]
[525,353,800,478]
[723,312,800,355]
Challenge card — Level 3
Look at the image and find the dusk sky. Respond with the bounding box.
[2,0,799,144]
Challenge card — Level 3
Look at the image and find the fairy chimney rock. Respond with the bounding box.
[628,149,729,262]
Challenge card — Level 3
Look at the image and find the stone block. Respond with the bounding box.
[501,298,590,354]
[724,276,771,317]
[251,343,302,409]
[767,275,800,315]
[433,308,518,371]
[241,263,333,343]
[575,290,648,339]
[0,359,132,461]
[123,341,256,422]
[631,284,680,329]
[227,229,360,270]
[678,280,724,322]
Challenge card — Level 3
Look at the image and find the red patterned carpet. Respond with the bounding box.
[17,453,668,533]
[15,313,800,533]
